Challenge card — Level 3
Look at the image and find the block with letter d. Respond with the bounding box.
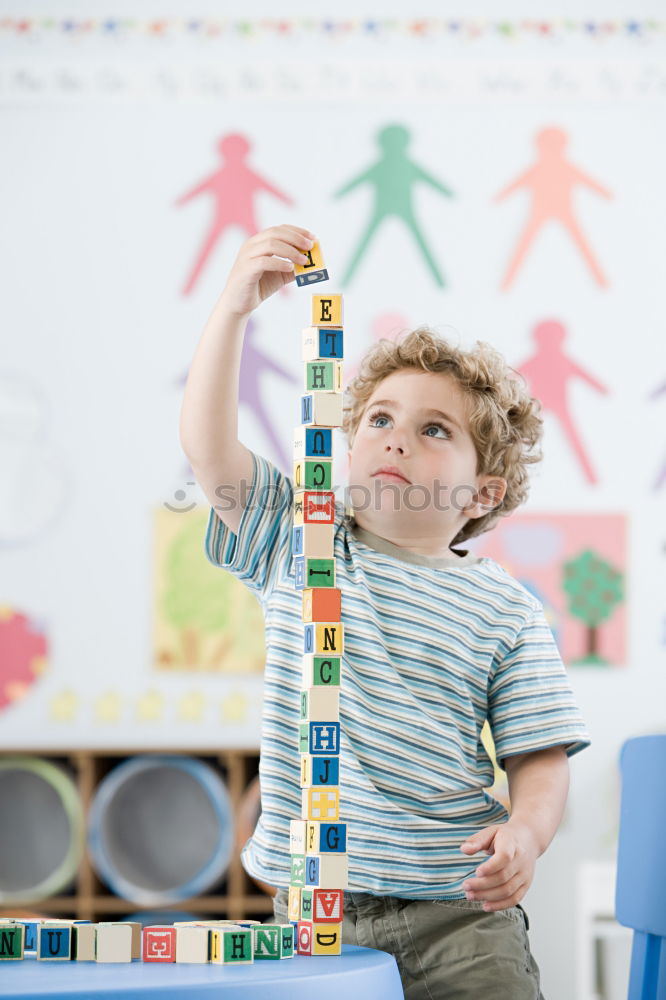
[300,391,343,428]
[293,522,334,560]
[302,786,340,822]
[294,241,328,287]
[302,326,344,361]
[302,588,341,623]
[293,489,336,525]
[313,923,342,956]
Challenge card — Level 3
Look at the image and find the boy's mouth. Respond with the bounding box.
[372,465,411,484]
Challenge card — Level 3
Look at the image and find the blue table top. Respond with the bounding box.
[1,945,404,1000]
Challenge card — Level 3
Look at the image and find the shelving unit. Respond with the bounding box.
[0,748,274,923]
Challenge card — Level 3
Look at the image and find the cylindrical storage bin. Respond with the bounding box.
[87,755,233,906]
[0,756,84,904]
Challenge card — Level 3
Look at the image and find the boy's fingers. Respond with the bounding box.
[250,238,310,262]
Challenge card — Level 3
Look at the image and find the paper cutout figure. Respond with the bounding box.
[517,319,609,485]
[334,124,453,287]
[176,133,294,296]
[494,127,612,290]
[649,379,666,490]
[0,607,48,711]
[154,508,265,673]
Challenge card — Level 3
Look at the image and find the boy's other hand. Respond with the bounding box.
[459,819,539,912]
[219,224,317,319]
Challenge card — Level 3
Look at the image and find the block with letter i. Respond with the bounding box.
[292,249,347,957]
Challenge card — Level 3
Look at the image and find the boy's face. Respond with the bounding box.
[346,369,506,552]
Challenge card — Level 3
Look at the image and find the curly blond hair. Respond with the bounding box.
[342,327,543,546]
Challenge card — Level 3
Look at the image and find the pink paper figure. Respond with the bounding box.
[517,319,609,485]
[175,134,294,296]
[494,127,612,291]
[649,379,666,490]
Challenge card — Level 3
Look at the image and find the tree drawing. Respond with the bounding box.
[562,549,623,665]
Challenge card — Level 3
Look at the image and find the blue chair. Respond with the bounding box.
[615,734,666,999]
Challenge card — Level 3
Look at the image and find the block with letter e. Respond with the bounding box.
[312,293,343,328]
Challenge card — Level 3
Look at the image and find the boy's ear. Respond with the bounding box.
[466,476,507,520]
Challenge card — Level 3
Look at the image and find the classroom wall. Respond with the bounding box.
[1,2,666,996]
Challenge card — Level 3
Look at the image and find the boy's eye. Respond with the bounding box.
[367,409,451,439]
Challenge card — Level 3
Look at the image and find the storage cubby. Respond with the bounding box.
[0,748,274,923]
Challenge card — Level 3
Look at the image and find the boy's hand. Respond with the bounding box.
[459,819,539,912]
[220,224,317,318]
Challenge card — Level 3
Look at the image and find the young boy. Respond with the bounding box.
[180,224,591,998]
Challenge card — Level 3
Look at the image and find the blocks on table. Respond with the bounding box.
[175,925,210,964]
[305,852,349,889]
[0,922,24,960]
[253,924,295,960]
[296,920,342,956]
[96,923,133,963]
[37,923,73,960]
[210,926,253,965]
[72,923,97,961]
[143,925,177,963]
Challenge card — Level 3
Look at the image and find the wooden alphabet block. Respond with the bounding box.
[143,926,176,963]
[210,927,253,964]
[305,361,343,393]
[289,818,307,853]
[313,922,342,956]
[302,326,344,361]
[306,820,347,854]
[293,523,334,560]
[313,888,344,922]
[300,888,313,920]
[300,391,343,427]
[302,786,340,822]
[120,921,141,959]
[280,923,295,958]
[288,885,302,922]
[296,920,313,955]
[294,425,333,460]
[72,923,97,961]
[253,924,285,960]
[37,923,72,961]
[294,241,329,287]
[303,622,343,655]
[305,852,349,889]
[0,923,24,960]
[290,853,306,887]
[299,721,341,756]
[312,294,343,328]
[21,920,41,952]
[300,753,339,788]
[302,653,341,686]
[293,557,336,592]
[302,589,341,623]
[300,688,340,723]
[96,923,133,963]
[294,459,332,492]
[176,925,210,963]
[293,490,336,525]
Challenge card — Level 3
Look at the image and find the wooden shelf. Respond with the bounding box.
[0,748,274,923]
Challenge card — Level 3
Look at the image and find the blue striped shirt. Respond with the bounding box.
[205,451,591,899]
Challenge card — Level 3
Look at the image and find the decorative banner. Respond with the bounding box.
[153,507,266,674]
[473,513,626,666]
[0,607,48,711]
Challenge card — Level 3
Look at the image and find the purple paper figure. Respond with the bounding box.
[495,127,613,291]
[650,379,666,490]
[175,133,294,296]
[517,319,609,485]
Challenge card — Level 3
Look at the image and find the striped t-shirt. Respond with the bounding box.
[205,450,591,899]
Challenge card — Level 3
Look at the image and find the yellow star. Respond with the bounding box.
[220,691,249,723]
[136,690,165,722]
[177,691,206,722]
[49,689,79,722]
[95,691,123,723]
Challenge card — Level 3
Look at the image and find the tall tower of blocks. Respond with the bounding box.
[291,244,347,957]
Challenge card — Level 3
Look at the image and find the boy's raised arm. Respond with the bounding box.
[179,224,316,535]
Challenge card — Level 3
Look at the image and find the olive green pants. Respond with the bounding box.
[273,888,545,999]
